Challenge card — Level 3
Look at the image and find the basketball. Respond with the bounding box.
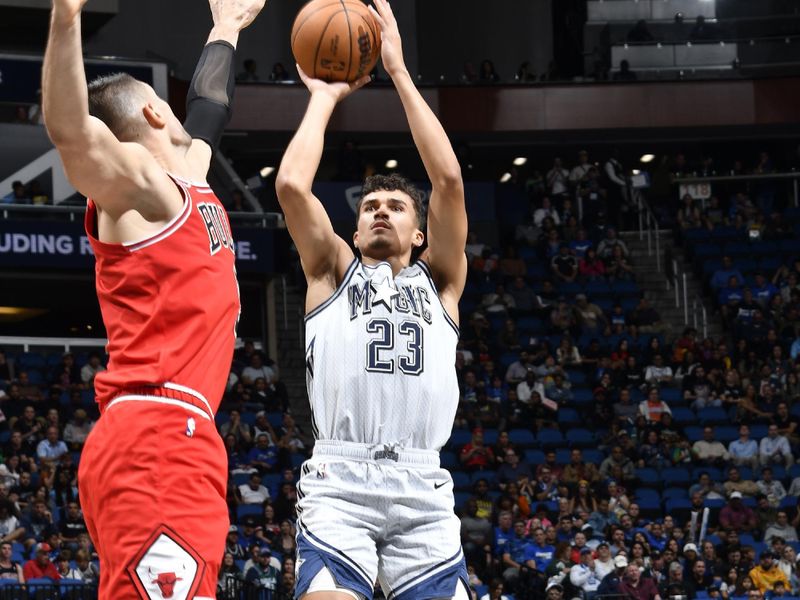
[291,0,381,83]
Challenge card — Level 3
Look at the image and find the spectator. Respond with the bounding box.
[574,294,606,334]
[599,446,635,482]
[562,449,600,489]
[0,541,23,582]
[479,59,501,83]
[612,60,638,82]
[617,563,660,599]
[764,512,798,544]
[719,491,758,533]
[22,544,59,581]
[638,387,672,423]
[759,424,794,469]
[479,579,510,600]
[241,353,276,386]
[269,62,289,82]
[497,449,532,489]
[63,410,93,449]
[596,228,629,261]
[570,546,602,597]
[236,58,259,82]
[460,429,495,472]
[757,468,787,508]
[688,471,726,501]
[749,551,788,594]
[627,20,654,42]
[238,473,270,505]
[692,427,730,467]
[461,499,492,567]
[724,467,759,497]
[547,158,570,197]
[644,356,674,386]
[729,425,760,471]
[597,554,629,596]
[570,150,593,185]
[79,353,105,386]
[551,244,578,283]
[534,197,561,228]
[245,546,279,591]
[501,520,530,588]
[1,181,30,204]
[59,501,87,547]
[711,256,746,291]
[36,427,68,467]
[246,433,278,474]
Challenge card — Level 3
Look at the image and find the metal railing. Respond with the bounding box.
[0,582,97,599]
[637,187,662,272]
[670,258,708,338]
[218,577,292,600]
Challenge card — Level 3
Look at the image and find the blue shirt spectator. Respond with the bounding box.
[710,257,745,290]
[493,512,514,557]
[246,433,278,472]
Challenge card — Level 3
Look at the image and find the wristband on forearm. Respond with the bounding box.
[184,40,236,151]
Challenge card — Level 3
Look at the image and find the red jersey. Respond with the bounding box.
[85,173,240,414]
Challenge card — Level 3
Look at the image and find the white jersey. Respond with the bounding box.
[304,259,459,450]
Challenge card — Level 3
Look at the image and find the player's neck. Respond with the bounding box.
[361,254,411,277]
[146,137,196,183]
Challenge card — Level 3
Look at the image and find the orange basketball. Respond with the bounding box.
[291,0,381,83]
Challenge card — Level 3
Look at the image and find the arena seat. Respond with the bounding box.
[537,429,565,449]
[236,504,263,521]
[508,429,536,448]
[661,468,691,487]
[565,428,595,448]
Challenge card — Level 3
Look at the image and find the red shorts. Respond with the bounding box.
[78,389,228,599]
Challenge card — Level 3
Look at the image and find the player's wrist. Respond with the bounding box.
[207,25,240,48]
[51,6,81,28]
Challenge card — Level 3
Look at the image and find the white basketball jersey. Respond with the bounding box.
[304,259,459,450]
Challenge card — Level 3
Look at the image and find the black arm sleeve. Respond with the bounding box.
[184,40,236,151]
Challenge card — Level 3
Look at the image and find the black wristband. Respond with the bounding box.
[184,40,236,150]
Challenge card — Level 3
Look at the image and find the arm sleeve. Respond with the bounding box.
[184,41,237,151]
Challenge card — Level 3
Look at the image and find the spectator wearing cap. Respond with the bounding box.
[570,546,602,598]
[460,428,495,472]
[759,424,794,469]
[22,543,59,581]
[225,525,246,561]
[545,581,564,600]
[764,512,799,544]
[245,546,279,591]
[720,491,758,533]
[749,551,789,593]
[594,542,615,579]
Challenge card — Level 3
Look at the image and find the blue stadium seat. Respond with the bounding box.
[536,429,565,449]
[449,429,472,450]
[17,352,46,369]
[714,426,739,443]
[665,498,692,513]
[685,426,704,443]
[750,424,768,440]
[441,451,459,469]
[635,488,660,503]
[236,503,263,521]
[585,281,611,296]
[482,429,499,446]
[572,388,594,406]
[566,370,586,385]
[694,244,721,259]
[263,473,282,496]
[556,449,572,465]
[697,407,728,425]
[508,429,536,448]
[524,449,545,465]
[471,471,496,488]
[290,453,305,469]
[724,242,750,257]
[659,388,682,403]
[474,586,488,599]
[454,492,470,511]
[267,412,283,428]
[672,407,695,426]
[565,428,595,448]
[557,408,581,427]
[635,468,660,488]
[661,467,691,487]
[233,472,250,486]
[738,467,754,481]
[583,449,604,465]
[704,499,725,510]
[452,471,471,491]
[516,317,543,333]
[663,487,688,500]
[610,281,639,295]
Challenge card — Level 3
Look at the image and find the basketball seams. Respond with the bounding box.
[312,9,343,80]
[291,0,341,48]
[338,0,355,82]
[354,12,380,77]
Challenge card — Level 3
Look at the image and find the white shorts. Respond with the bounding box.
[294,441,467,600]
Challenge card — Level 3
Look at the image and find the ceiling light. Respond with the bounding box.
[632,169,641,175]
[260,166,275,178]
[385,159,398,169]
[513,157,528,166]
[500,172,512,183]
[640,154,655,163]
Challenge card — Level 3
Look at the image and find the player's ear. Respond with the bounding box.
[142,103,166,130]
[353,231,359,248]
[413,229,424,248]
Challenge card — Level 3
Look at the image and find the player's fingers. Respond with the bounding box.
[350,75,372,92]
[368,5,386,29]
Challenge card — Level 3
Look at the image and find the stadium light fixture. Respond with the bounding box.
[500,172,512,183]
[640,154,655,163]
[260,166,275,178]
[385,159,398,169]
[513,157,528,166]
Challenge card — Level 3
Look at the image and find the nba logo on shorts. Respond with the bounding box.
[185,418,196,438]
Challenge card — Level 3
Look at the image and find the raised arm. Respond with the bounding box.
[184,0,267,173]
[42,0,166,209]
[370,0,467,307]
[275,70,368,288]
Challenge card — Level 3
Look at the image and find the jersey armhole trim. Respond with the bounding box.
[123,179,193,252]
[416,260,460,337]
[304,258,360,323]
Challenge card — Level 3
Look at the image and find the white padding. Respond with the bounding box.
[305,567,362,600]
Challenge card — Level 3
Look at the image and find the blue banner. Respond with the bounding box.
[0,219,274,273]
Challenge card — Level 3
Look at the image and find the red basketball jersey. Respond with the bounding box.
[85,173,240,414]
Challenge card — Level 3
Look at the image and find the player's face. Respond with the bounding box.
[354,190,423,261]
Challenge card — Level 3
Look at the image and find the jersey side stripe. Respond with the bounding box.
[297,519,373,585]
[386,548,464,600]
[304,258,360,322]
[416,260,460,336]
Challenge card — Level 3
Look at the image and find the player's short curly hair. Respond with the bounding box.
[359,174,426,230]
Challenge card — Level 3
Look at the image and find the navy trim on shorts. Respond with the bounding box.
[295,526,373,600]
[304,258,360,322]
[296,518,373,585]
[388,552,467,600]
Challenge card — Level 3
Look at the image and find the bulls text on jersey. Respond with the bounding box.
[197,202,234,256]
